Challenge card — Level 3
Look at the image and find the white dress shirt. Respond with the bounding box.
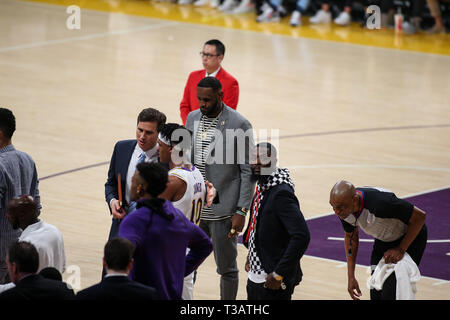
[205,66,220,78]
[125,143,159,204]
[19,219,66,273]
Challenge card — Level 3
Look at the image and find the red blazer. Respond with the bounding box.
[179,67,239,125]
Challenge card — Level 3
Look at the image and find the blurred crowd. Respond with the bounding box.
[172,0,449,34]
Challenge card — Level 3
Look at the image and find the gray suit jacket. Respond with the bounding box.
[186,105,255,218]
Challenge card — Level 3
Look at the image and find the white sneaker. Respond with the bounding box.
[218,0,236,11]
[232,0,254,14]
[334,11,351,25]
[178,0,191,4]
[194,0,209,6]
[256,5,280,22]
[290,10,301,26]
[309,10,331,24]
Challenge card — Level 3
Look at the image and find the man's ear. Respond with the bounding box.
[127,259,134,274]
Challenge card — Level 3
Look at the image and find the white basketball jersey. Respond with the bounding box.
[169,166,206,225]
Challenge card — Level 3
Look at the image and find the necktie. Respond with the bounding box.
[137,152,146,164]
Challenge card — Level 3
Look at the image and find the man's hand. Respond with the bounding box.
[245,255,250,272]
[348,277,362,300]
[205,180,216,208]
[110,199,125,220]
[384,247,405,264]
[264,273,282,290]
[228,213,245,239]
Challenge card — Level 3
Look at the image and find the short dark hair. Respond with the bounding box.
[104,238,135,271]
[159,123,191,146]
[204,39,225,56]
[137,108,167,132]
[0,108,16,139]
[8,241,39,274]
[136,162,168,198]
[8,195,39,219]
[39,267,62,281]
[197,77,222,93]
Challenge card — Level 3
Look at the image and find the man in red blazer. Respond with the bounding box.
[180,39,239,125]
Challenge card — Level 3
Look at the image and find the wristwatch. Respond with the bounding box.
[236,207,249,216]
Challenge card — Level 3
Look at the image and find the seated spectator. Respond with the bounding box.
[426,0,448,33]
[77,238,158,300]
[401,0,426,34]
[6,195,66,273]
[0,241,74,300]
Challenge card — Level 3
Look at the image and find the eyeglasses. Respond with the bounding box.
[199,52,220,59]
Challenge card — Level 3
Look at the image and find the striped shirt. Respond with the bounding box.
[0,145,41,262]
[193,114,229,221]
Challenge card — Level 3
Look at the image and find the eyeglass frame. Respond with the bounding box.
[199,52,222,59]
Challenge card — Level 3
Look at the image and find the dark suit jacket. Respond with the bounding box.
[76,275,158,300]
[105,139,137,212]
[243,184,310,286]
[0,274,75,300]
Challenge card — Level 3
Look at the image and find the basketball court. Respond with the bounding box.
[1,0,449,300]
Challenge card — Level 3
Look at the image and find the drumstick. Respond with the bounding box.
[117,173,122,208]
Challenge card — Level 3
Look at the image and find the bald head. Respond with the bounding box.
[6,195,39,230]
[330,180,356,201]
[329,181,359,219]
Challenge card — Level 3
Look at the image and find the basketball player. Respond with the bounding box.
[158,123,217,300]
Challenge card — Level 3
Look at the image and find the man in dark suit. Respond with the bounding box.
[77,238,158,300]
[104,108,166,241]
[243,142,310,300]
[0,241,75,300]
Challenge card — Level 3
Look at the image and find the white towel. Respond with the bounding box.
[367,252,421,300]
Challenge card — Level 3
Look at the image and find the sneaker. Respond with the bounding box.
[178,0,191,4]
[334,11,351,26]
[427,24,445,34]
[232,0,254,14]
[194,0,209,6]
[402,21,417,34]
[256,5,280,22]
[309,10,331,24]
[290,10,301,26]
[218,0,236,11]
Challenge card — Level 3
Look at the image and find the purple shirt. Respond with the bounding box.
[118,199,212,300]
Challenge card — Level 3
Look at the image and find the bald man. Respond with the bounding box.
[329,181,427,300]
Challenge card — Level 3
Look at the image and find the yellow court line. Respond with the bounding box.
[21,0,450,55]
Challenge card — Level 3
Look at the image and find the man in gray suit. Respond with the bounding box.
[0,108,41,284]
[185,77,255,300]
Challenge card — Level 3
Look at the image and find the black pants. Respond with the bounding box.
[246,279,295,300]
[370,225,427,300]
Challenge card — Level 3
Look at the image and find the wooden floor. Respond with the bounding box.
[1,0,449,300]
